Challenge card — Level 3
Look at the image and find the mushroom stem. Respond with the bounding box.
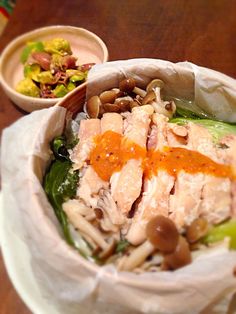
[132,86,146,98]
[63,204,108,250]
[153,86,162,103]
[119,240,155,271]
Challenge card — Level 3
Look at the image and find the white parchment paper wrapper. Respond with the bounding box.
[1,59,236,314]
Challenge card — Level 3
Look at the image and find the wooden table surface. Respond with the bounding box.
[0,0,236,313]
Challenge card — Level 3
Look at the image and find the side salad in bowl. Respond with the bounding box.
[16,37,95,99]
[0,25,108,112]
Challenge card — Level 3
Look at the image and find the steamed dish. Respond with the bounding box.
[44,77,236,272]
[16,37,94,98]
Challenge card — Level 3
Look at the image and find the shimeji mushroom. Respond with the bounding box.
[145,79,176,118]
[163,236,192,270]
[99,90,118,104]
[119,215,180,271]
[63,202,115,255]
[98,190,125,225]
[168,124,188,137]
[97,189,125,232]
[118,240,155,271]
[85,95,101,118]
[119,77,147,98]
[63,199,95,221]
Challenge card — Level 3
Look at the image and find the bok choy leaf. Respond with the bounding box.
[44,160,79,246]
[203,219,236,249]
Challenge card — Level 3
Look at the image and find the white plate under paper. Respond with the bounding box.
[0,192,58,314]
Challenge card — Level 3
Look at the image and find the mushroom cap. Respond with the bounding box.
[146,79,164,92]
[164,236,192,270]
[146,215,179,253]
[86,95,101,118]
[102,102,121,113]
[186,218,209,244]
[99,90,117,104]
[119,77,136,93]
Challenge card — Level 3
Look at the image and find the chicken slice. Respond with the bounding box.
[101,112,123,134]
[231,182,236,218]
[169,171,204,229]
[169,123,232,229]
[126,114,174,245]
[149,113,169,150]
[126,170,174,245]
[217,134,236,218]
[77,166,108,208]
[70,119,101,169]
[111,105,153,215]
[200,176,231,224]
[187,122,219,162]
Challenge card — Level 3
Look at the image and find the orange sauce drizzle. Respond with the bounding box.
[144,147,234,179]
[90,130,146,181]
[89,131,235,181]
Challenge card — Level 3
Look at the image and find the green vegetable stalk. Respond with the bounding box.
[203,219,236,249]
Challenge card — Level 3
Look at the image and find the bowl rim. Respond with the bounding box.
[0,25,109,105]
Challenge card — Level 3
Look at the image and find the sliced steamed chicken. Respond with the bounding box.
[111,105,154,216]
[127,115,234,245]
[168,121,232,229]
[70,118,101,170]
[217,134,236,218]
[77,113,123,210]
[126,113,175,245]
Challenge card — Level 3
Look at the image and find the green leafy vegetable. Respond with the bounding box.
[44,160,79,246]
[51,136,69,160]
[203,219,236,249]
[170,117,236,142]
[167,96,214,119]
[116,239,130,253]
[66,135,79,150]
[20,41,44,64]
[175,107,203,119]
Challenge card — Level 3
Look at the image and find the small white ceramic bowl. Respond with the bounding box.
[0,25,108,112]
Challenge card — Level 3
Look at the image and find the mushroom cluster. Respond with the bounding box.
[118,215,209,272]
[86,77,176,118]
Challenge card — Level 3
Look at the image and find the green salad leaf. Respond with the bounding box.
[203,219,236,249]
[170,117,236,142]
